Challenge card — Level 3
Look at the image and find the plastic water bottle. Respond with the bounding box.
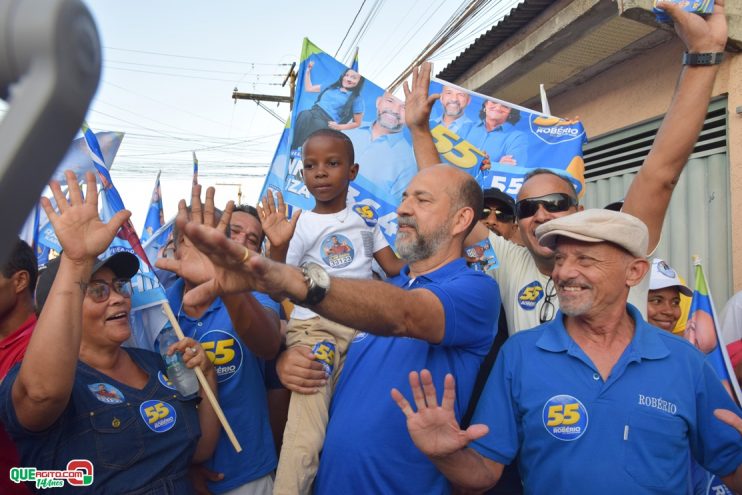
[157,326,200,396]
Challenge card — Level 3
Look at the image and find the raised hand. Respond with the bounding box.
[41,170,130,264]
[656,0,727,52]
[391,370,488,458]
[258,190,300,251]
[161,184,234,286]
[403,62,440,130]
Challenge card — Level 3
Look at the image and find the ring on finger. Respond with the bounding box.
[241,248,250,263]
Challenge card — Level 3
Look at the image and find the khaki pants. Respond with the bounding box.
[273,316,356,495]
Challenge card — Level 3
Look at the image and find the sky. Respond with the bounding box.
[36,0,520,230]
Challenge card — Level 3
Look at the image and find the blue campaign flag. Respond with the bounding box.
[82,123,170,351]
[142,217,175,267]
[192,151,199,186]
[261,38,587,249]
[685,258,740,495]
[141,171,164,243]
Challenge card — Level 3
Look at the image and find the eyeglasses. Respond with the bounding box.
[515,193,577,220]
[539,277,556,324]
[481,207,515,223]
[85,279,133,303]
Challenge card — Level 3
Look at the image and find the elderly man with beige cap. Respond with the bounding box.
[392,209,742,494]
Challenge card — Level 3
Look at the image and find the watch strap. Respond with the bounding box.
[682,52,724,66]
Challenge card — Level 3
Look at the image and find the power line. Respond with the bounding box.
[104,66,284,85]
[105,46,292,66]
[106,59,285,77]
[335,0,368,58]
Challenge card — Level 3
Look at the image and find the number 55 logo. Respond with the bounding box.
[542,395,588,441]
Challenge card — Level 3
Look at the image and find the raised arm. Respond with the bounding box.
[258,189,300,263]
[163,220,448,343]
[391,370,503,491]
[12,171,129,431]
[622,0,727,252]
[303,60,320,93]
[404,62,441,169]
[714,409,742,493]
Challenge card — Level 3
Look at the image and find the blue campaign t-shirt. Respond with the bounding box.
[316,85,364,122]
[464,121,529,167]
[314,258,499,494]
[168,280,279,493]
[471,305,742,495]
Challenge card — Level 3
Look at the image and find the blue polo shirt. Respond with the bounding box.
[464,121,529,167]
[314,258,499,494]
[471,305,742,494]
[345,123,417,204]
[316,85,364,122]
[167,280,279,493]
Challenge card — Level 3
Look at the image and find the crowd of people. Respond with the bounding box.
[0,1,741,494]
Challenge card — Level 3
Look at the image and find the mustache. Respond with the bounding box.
[397,216,418,230]
[379,109,401,120]
[557,278,592,290]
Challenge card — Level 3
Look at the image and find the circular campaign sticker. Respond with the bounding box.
[542,394,588,441]
[320,234,354,269]
[517,281,544,310]
[157,371,177,391]
[199,329,243,383]
[139,400,177,433]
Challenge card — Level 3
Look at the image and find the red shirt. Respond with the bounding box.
[0,314,36,495]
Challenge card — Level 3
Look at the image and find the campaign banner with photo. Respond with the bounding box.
[259,38,587,246]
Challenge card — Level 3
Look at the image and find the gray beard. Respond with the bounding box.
[395,222,449,263]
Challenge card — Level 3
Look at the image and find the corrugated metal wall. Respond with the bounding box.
[581,98,731,307]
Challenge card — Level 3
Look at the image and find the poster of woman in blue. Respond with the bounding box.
[260,38,588,247]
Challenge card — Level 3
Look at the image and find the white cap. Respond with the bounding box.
[649,258,692,297]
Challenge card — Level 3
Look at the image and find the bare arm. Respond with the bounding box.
[373,246,405,277]
[391,370,503,491]
[328,113,362,131]
[159,223,447,343]
[714,409,742,492]
[304,61,320,93]
[222,293,281,360]
[12,172,130,431]
[622,0,727,252]
[404,62,441,170]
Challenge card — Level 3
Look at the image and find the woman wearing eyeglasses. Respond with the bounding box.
[0,172,219,494]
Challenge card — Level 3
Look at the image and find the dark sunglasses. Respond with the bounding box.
[515,193,577,220]
[481,207,515,223]
[85,279,133,303]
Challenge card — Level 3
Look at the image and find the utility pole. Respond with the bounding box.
[217,182,243,205]
[232,62,297,121]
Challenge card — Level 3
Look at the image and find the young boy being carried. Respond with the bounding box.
[262,128,404,495]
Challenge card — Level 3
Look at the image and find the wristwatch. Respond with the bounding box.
[682,52,724,66]
[291,262,330,306]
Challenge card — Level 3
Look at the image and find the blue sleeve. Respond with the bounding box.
[425,270,499,352]
[504,130,529,166]
[690,360,742,477]
[252,291,280,316]
[351,96,364,115]
[470,342,519,465]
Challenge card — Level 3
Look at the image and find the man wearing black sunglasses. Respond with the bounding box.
[404,0,726,337]
[480,188,522,245]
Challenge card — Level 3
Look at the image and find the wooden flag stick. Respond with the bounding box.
[162,302,242,453]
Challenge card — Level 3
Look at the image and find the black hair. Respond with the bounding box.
[3,240,38,295]
[233,204,260,223]
[316,68,365,124]
[479,101,520,125]
[302,128,355,164]
[522,168,579,200]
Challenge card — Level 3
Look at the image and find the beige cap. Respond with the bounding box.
[536,209,648,258]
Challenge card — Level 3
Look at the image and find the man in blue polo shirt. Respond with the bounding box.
[163,189,282,495]
[344,91,417,204]
[392,209,742,494]
[160,165,500,494]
